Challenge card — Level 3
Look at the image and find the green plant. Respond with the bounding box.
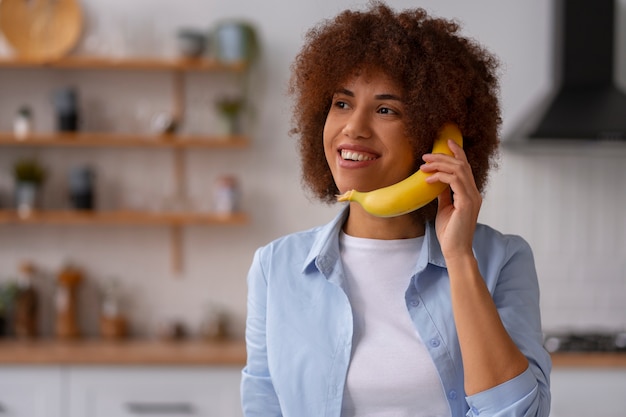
[0,281,18,315]
[13,158,47,184]
[215,97,244,117]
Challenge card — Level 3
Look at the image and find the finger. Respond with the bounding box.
[437,185,453,208]
[420,158,462,175]
[447,139,468,162]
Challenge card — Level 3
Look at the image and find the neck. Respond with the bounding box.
[343,203,425,239]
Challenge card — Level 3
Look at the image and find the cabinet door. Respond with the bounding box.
[550,369,626,417]
[68,366,242,417]
[0,366,63,417]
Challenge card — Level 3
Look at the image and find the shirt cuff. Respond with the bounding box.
[465,366,538,416]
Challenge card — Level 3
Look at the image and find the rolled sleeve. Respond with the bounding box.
[466,367,545,416]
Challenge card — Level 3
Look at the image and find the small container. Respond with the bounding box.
[200,304,229,341]
[68,165,96,210]
[13,261,38,339]
[176,29,207,59]
[99,279,127,340]
[13,106,33,139]
[213,175,239,214]
[55,265,83,340]
[53,88,80,132]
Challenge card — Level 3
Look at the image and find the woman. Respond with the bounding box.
[241,2,551,416]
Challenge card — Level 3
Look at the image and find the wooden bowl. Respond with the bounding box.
[0,0,83,61]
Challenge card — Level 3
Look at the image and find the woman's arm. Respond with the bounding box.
[421,140,540,394]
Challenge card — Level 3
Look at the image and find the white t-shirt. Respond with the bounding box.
[339,232,451,417]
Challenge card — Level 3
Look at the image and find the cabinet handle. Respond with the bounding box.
[126,402,195,414]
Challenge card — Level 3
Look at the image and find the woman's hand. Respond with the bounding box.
[420,140,482,260]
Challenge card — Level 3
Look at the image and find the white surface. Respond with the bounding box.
[0,365,242,417]
[550,369,626,417]
[68,366,242,417]
[0,367,64,417]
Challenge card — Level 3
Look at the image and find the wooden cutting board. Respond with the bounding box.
[0,0,83,61]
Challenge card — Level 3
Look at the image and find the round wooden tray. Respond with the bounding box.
[0,0,83,61]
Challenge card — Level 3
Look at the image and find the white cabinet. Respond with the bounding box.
[0,366,242,417]
[550,369,626,417]
[68,367,242,417]
[0,366,64,417]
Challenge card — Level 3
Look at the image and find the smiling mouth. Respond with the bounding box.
[340,149,376,161]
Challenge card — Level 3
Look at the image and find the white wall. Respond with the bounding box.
[0,0,625,338]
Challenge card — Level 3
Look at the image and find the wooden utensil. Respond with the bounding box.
[0,0,83,61]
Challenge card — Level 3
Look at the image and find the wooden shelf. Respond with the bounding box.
[0,210,248,226]
[551,352,626,368]
[0,56,248,72]
[0,132,250,148]
[0,339,247,366]
[0,55,251,274]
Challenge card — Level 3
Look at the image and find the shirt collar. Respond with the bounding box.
[302,206,446,276]
[302,207,349,275]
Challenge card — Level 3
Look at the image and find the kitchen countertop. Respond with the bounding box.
[0,339,624,367]
[0,338,247,366]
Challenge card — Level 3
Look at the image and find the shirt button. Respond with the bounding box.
[409,299,420,307]
[448,390,457,400]
[429,338,441,348]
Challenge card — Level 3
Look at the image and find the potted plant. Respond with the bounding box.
[0,281,18,337]
[215,96,244,135]
[13,157,47,217]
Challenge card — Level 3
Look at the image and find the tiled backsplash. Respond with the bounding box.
[480,148,626,332]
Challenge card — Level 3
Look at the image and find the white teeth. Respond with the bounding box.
[341,150,374,161]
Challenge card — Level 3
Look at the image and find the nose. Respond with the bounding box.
[341,108,371,139]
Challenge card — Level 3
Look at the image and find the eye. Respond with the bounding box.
[378,106,398,115]
[333,99,349,110]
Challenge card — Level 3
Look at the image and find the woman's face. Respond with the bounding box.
[323,69,416,194]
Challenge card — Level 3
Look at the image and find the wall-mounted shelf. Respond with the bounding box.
[0,210,248,226]
[0,56,248,72]
[0,55,252,275]
[0,132,250,148]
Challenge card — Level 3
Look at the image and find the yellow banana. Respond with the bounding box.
[336,123,463,217]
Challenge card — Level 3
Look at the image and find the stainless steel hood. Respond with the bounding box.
[529,0,626,141]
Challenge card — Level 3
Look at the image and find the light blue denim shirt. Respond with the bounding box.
[241,207,551,417]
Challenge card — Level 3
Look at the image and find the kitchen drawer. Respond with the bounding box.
[67,366,242,417]
[0,366,64,417]
[550,368,626,417]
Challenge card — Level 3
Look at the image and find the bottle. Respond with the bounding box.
[55,265,83,340]
[99,278,127,340]
[213,175,240,214]
[13,106,33,140]
[13,261,38,339]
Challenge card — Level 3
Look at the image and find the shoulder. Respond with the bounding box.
[472,224,537,289]
[473,223,534,260]
[256,225,324,258]
[254,208,347,267]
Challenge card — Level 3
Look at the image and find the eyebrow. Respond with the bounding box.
[335,88,403,102]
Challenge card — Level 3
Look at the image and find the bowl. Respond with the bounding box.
[176,29,207,59]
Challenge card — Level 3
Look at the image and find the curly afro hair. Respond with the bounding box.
[288,1,501,222]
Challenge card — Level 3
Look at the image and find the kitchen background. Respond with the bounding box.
[0,0,625,415]
[1,0,626,346]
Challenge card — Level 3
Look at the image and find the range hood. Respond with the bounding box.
[529,0,626,141]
